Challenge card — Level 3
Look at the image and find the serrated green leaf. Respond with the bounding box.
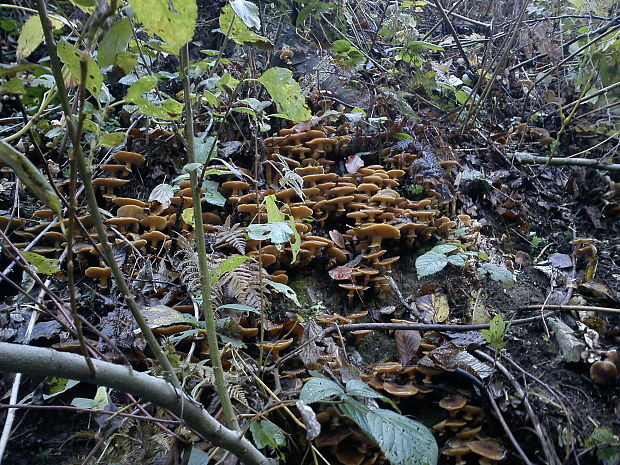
[126,76,183,120]
[128,0,197,53]
[415,251,448,278]
[219,5,271,48]
[446,254,466,267]
[300,377,345,404]
[431,244,458,254]
[210,255,252,286]
[141,304,199,329]
[17,15,63,60]
[0,141,62,218]
[148,183,175,204]
[99,132,127,147]
[258,67,311,123]
[57,40,103,98]
[22,251,60,275]
[114,51,138,73]
[346,380,399,412]
[0,77,25,95]
[98,18,132,68]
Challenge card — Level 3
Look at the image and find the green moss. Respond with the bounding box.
[358,330,396,364]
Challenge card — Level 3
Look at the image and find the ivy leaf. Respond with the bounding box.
[415,251,448,278]
[300,377,345,404]
[258,67,311,123]
[210,255,252,286]
[128,0,197,53]
[22,252,60,275]
[98,18,132,68]
[126,76,183,120]
[57,40,103,98]
[219,5,271,48]
[17,15,63,60]
[0,141,62,218]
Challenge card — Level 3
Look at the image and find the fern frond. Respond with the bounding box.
[214,223,247,254]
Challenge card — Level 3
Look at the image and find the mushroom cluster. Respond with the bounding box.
[224,126,457,301]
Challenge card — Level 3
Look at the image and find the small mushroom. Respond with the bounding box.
[257,338,293,360]
[356,224,400,250]
[439,393,468,416]
[141,215,168,232]
[113,151,146,173]
[468,439,506,464]
[93,178,130,199]
[590,360,617,384]
[85,266,112,289]
[442,439,471,465]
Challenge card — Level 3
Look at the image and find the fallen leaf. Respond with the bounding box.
[394,330,421,365]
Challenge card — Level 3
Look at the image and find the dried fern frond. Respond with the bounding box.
[214,222,246,254]
[228,384,247,405]
[268,154,305,201]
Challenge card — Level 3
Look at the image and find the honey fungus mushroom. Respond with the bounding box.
[113,151,146,173]
[590,360,618,384]
[468,439,506,464]
[93,178,130,199]
[85,266,112,288]
[355,224,400,250]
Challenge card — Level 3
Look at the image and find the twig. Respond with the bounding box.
[512,152,620,172]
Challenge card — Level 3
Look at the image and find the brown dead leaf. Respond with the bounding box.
[416,292,450,323]
[328,266,354,281]
[394,330,421,365]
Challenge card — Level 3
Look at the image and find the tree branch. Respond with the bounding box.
[0,343,273,465]
[512,152,620,172]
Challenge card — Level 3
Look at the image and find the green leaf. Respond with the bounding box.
[99,132,127,147]
[98,18,132,68]
[446,254,466,267]
[431,244,458,254]
[56,40,103,98]
[22,251,60,275]
[219,5,271,48]
[194,134,218,163]
[250,419,286,449]
[128,0,197,53]
[148,183,175,204]
[300,377,345,404]
[43,378,79,400]
[477,263,515,288]
[364,407,438,465]
[0,77,25,95]
[17,15,63,60]
[230,0,261,29]
[289,216,300,263]
[217,303,260,314]
[126,76,183,120]
[182,207,195,227]
[393,132,414,140]
[210,255,253,286]
[481,314,508,350]
[141,305,199,330]
[203,180,227,207]
[264,194,285,223]
[258,67,311,123]
[247,222,294,244]
[346,380,399,412]
[416,251,448,278]
[267,280,301,307]
[0,141,62,218]
[182,162,204,173]
[92,386,109,410]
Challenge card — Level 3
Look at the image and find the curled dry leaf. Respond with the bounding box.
[328,266,354,281]
[416,292,450,323]
[329,229,345,248]
[296,401,321,440]
[345,154,364,174]
[394,330,421,365]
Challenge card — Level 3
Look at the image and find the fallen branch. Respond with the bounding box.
[0,342,273,465]
[512,152,620,172]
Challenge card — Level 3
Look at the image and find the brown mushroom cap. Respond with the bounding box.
[370,362,403,374]
[85,266,112,288]
[141,215,168,232]
[356,224,400,249]
[117,204,147,220]
[382,381,419,397]
[439,393,468,414]
[468,439,506,462]
[113,151,146,172]
[93,178,130,198]
[112,197,148,208]
[590,360,618,384]
[257,338,293,360]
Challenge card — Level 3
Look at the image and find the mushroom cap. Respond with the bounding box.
[358,223,400,241]
[141,230,168,243]
[113,151,146,167]
[85,266,111,279]
[439,393,468,412]
[468,439,506,462]
[117,204,147,220]
[93,177,130,188]
[590,360,618,384]
[258,338,294,352]
[370,362,403,374]
[105,217,139,229]
[382,381,419,397]
[140,215,168,231]
[112,197,148,207]
[221,180,249,192]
